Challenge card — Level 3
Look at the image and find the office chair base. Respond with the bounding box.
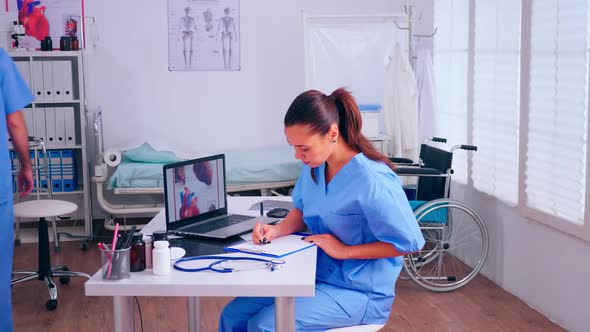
[11,266,91,311]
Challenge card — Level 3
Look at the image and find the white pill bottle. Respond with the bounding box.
[152,240,171,275]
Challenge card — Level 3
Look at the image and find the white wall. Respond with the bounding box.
[452,184,590,332]
[83,0,432,155]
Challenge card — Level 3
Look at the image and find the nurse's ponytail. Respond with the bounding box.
[329,88,394,171]
[284,87,393,171]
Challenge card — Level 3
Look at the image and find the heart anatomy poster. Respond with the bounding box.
[168,0,240,71]
[6,0,84,49]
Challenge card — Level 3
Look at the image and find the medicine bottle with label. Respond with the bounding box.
[152,240,171,275]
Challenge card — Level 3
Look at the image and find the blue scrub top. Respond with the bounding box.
[0,48,34,203]
[292,153,425,321]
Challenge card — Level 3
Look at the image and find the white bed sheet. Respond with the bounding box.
[107,146,302,190]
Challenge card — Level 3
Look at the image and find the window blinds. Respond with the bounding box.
[527,0,588,224]
[472,0,521,205]
[433,0,469,183]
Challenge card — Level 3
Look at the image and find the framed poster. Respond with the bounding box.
[7,0,84,49]
[168,0,240,71]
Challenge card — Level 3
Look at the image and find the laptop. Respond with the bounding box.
[163,154,272,239]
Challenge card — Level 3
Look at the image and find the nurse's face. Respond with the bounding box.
[285,124,335,168]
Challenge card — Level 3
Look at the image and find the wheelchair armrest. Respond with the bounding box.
[389,157,416,165]
[395,167,443,176]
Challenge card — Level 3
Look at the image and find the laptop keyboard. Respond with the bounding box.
[181,214,253,234]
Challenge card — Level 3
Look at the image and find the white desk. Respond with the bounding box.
[85,196,317,332]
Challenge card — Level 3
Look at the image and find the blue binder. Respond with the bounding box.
[60,149,76,192]
[49,150,63,192]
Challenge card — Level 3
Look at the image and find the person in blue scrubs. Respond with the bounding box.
[0,48,35,332]
[219,88,425,331]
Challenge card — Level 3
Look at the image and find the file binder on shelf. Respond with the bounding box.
[33,108,46,143]
[63,107,75,146]
[14,61,32,90]
[49,150,62,192]
[42,61,54,102]
[45,108,56,148]
[54,107,67,147]
[32,60,44,101]
[61,149,77,192]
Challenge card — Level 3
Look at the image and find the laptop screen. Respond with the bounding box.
[163,154,227,230]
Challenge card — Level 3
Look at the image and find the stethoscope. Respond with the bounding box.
[173,255,286,273]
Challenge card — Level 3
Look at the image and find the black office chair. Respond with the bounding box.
[11,137,90,310]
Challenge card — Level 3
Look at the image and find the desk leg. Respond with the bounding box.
[187,297,201,332]
[113,296,134,332]
[275,297,295,332]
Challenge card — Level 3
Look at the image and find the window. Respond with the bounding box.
[472,0,521,205]
[434,0,590,240]
[525,0,588,225]
[433,0,470,183]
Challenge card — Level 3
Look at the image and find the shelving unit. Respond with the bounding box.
[9,50,91,242]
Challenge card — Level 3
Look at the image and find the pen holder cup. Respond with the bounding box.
[100,247,131,281]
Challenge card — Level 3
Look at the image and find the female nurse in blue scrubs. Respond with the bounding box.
[219,88,425,332]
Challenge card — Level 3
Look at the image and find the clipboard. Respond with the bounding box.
[224,233,315,258]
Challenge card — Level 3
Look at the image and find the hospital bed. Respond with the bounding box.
[91,111,301,230]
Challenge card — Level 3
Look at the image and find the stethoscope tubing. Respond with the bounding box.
[173,255,285,273]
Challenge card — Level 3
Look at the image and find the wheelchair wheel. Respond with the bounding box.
[403,199,489,292]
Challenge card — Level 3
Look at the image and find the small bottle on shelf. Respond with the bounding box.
[129,232,146,272]
[42,36,52,51]
[60,36,71,51]
[71,36,79,51]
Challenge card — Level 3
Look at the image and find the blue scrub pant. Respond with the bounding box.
[218,283,370,332]
[0,201,14,332]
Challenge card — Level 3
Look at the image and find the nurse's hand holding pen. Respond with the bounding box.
[252,222,278,245]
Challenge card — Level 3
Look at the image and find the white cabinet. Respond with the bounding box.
[9,51,91,239]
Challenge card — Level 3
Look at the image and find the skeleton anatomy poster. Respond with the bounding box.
[168,0,240,71]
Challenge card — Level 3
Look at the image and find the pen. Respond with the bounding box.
[98,243,112,260]
[123,225,137,249]
[107,223,120,278]
[239,247,265,254]
[259,202,267,244]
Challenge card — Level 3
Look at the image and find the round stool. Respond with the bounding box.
[14,200,77,218]
[12,199,89,311]
[327,324,385,332]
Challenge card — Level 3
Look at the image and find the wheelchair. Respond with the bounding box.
[392,137,489,292]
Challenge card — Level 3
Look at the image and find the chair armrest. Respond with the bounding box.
[389,157,416,165]
[395,167,443,176]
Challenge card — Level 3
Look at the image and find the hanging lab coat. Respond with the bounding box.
[382,43,419,161]
[415,45,436,142]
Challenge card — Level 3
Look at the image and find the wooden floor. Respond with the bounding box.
[11,241,564,332]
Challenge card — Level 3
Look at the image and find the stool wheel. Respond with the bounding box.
[80,240,88,251]
[45,299,57,311]
[58,266,71,285]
